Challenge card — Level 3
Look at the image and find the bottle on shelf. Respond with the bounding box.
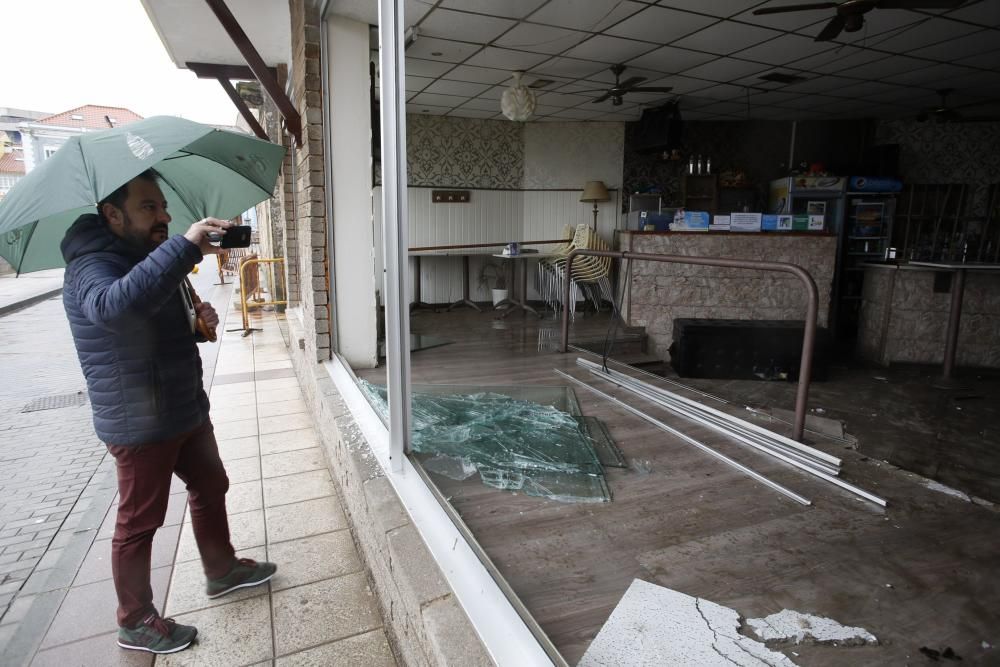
[687,156,695,175]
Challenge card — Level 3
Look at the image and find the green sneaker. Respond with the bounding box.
[206,557,277,599]
[117,612,197,654]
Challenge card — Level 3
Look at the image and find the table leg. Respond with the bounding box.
[500,259,541,318]
[447,255,481,312]
[942,268,966,379]
[410,255,434,312]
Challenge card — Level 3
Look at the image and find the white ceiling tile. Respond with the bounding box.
[457,97,504,111]
[528,0,643,32]
[547,108,602,119]
[694,84,752,100]
[562,34,659,63]
[626,45,717,73]
[862,86,935,105]
[696,100,748,115]
[780,75,856,94]
[440,0,549,19]
[405,37,482,63]
[447,108,501,119]
[606,5,719,44]
[406,104,451,115]
[587,98,639,113]
[463,47,550,70]
[621,90,677,105]
[493,23,590,55]
[418,9,517,44]
[827,10,924,42]
[682,58,770,83]
[404,0,434,24]
[409,92,466,107]
[731,2,832,31]
[444,65,515,84]
[642,75,716,95]
[866,17,977,52]
[744,90,803,106]
[478,85,507,100]
[733,32,832,65]
[788,46,883,75]
[832,80,907,99]
[835,55,928,81]
[935,69,1000,95]
[404,58,456,77]
[941,0,1000,27]
[889,62,979,86]
[531,56,607,79]
[425,79,492,96]
[583,65,665,85]
[405,75,435,92]
[535,91,593,108]
[657,0,764,19]
[531,104,568,116]
[672,22,784,56]
[909,29,1000,62]
[954,47,1000,69]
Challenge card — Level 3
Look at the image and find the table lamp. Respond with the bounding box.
[580,181,610,231]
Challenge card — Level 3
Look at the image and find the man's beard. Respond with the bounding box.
[121,214,168,254]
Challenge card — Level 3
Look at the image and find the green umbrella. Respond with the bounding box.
[0,115,286,274]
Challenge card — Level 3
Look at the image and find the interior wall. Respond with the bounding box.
[876,120,1000,216]
[328,15,378,367]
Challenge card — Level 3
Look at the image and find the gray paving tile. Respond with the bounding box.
[31,631,152,667]
[267,531,361,592]
[265,497,348,545]
[213,419,259,442]
[209,381,256,397]
[272,573,381,657]
[74,524,180,586]
[39,566,170,649]
[224,457,263,485]
[261,448,325,479]
[258,413,313,436]
[210,405,259,424]
[226,480,264,514]
[176,510,265,563]
[274,628,396,666]
[165,546,268,616]
[158,596,272,667]
[256,388,304,405]
[257,401,306,419]
[217,435,260,462]
[259,429,319,456]
[263,470,334,508]
[212,390,257,408]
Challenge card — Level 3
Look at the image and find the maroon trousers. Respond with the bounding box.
[107,419,235,627]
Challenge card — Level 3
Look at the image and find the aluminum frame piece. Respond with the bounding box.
[554,370,812,507]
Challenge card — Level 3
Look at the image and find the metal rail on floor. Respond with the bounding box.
[559,249,819,442]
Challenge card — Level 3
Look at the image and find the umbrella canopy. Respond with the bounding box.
[0,116,286,274]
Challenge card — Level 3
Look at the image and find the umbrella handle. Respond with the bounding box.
[184,277,218,342]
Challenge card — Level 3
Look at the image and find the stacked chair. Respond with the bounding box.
[537,224,614,319]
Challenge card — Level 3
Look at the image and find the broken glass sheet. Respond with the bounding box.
[359,381,610,503]
[575,416,627,468]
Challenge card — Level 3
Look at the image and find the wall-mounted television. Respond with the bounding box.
[633,101,683,155]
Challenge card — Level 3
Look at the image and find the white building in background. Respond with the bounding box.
[18,105,144,173]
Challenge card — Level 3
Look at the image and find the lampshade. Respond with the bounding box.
[500,72,536,122]
[580,181,610,203]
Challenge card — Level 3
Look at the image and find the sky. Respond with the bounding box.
[2,0,238,125]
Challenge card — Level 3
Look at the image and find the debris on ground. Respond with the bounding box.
[746,609,878,646]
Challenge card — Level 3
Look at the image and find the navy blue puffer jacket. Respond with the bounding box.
[61,214,209,446]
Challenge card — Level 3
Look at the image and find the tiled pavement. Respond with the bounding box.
[1,275,397,666]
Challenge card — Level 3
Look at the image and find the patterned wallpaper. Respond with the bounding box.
[406,115,523,189]
[523,121,624,189]
[876,120,1000,216]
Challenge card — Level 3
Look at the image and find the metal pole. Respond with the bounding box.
[942,268,966,379]
[378,0,412,471]
[561,249,819,442]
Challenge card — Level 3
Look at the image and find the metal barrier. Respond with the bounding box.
[237,257,287,335]
[560,249,819,442]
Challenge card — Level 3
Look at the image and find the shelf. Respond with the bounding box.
[848,252,884,256]
[848,236,887,240]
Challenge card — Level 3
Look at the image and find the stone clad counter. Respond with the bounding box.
[619,231,837,357]
[858,263,1000,368]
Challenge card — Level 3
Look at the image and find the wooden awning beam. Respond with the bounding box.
[203,0,302,147]
[215,76,269,141]
[186,62,275,82]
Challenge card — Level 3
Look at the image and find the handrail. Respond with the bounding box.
[560,249,819,442]
[409,238,570,252]
[239,257,288,335]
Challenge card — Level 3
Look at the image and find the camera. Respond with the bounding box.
[207,225,252,248]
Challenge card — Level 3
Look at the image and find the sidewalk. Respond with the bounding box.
[0,270,65,316]
[1,288,397,665]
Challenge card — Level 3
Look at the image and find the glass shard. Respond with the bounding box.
[360,381,609,503]
[575,416,627,468]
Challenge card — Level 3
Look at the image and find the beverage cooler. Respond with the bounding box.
[768,176,847,232]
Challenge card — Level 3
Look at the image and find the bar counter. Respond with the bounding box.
[619,231,837,357]
[858,262,1000,369]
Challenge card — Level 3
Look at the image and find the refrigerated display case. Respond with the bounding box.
[836,191,897,340]
[768,176,846,233]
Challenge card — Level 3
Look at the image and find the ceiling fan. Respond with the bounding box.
[579,65,673,106]
[917,89,963,122]
[753,0,968,42]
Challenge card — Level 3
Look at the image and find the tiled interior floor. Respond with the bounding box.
[27,310,397,666]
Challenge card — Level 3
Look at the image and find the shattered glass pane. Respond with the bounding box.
[575,416,627,468]
[359,381,610,503]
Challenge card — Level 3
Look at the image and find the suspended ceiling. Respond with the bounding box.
[143,0,999,123]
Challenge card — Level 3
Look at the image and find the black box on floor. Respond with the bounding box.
[669,319,831,381]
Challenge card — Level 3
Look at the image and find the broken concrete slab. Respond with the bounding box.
[747,609,877,646]
[579,579,795,667]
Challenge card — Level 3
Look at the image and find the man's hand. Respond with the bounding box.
[184,218,235,255]
[195,302,219,330]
